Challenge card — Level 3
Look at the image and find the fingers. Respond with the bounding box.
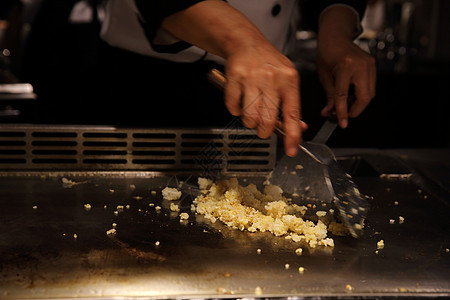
[348,76,371,118]
[368,56,377,99]
[326,55,376,127]
[240,86,261,129]
[318,68,335,117]
[318,70,336,117]
[299,120,309,131]
[253,69,280,139]
[281,83,302,157]
[333,66,352,128]
[224,78,242,116]
[237,69,280,138]
[348,56,376,118]
[224,64,302,157]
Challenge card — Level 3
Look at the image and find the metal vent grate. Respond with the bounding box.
[0,125,277,171]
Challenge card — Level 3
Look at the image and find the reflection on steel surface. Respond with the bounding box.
[0,165,449,298]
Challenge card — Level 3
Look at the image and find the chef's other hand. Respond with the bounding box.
[316,6,376,128]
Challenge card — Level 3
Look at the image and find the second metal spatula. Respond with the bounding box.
[271,119,370,238]
[268,91,369,238]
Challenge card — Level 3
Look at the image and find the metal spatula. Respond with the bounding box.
[270,120,369,238]
[207,69,369,237]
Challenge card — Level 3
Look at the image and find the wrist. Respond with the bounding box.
[318,5,360,45]
[220,26,269,59]
[161,0,271,60]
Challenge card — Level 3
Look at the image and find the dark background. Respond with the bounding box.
[0,0,449,149]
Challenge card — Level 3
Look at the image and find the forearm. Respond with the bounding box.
[160,0,302,157]
[160,0,271,59]
[316,5,376,126]
[317,5,360,48]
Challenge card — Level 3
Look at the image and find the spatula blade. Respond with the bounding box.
[276,141,370,237]
[326,159,370,237]
[268,149,335,203]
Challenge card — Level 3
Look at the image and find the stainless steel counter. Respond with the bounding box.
[0,149,449,299]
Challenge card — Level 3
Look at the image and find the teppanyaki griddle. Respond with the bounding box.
[0,146,449,299]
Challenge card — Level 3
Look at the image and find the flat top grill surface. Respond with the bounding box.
[1,148,450,299]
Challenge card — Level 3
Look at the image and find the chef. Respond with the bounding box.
[100,0,376,157]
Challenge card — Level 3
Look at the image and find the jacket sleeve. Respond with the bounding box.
[299,0,367,36]
[134,0,205,53]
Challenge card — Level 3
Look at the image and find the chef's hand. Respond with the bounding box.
[224,44,306,158]
[161,0,305,157]
[316,6,376,128]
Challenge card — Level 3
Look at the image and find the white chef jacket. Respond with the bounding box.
[100,0,299,64]
[100,0,360,64]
